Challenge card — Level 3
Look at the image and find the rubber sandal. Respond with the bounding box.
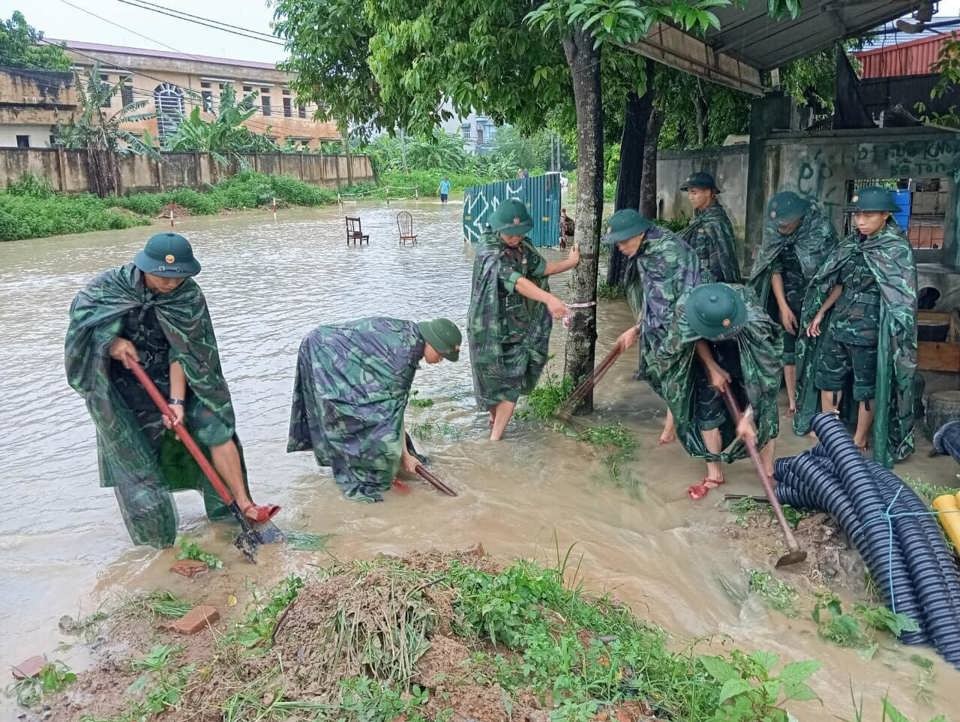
[241,503,281,523]
[687,477,724,501]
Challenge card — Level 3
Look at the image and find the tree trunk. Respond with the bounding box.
[342,128,354,186]
[562,26,604,413]
[694,79,709,147]
[607,58,655,285]
[639,108,664,219]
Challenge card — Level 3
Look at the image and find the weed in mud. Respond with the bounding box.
[904,475,958,505]
[176,537,223,569]
[131,644,182,672]
[58,609,109,641]
[144,590,192,618]
[8,661,76,708]
[226,575,304,649]
[285,530,333,551]
[909,654,936,706]
[747,570,798,616]
[409,390,435,408]
[812,594,918,652]
[578,422,640,491]
[597,280,626,300]
[848,691,948,722]
[409,420,463,440]
[729,497,759,527]
[699,650,819,722]
[517,373,574,421]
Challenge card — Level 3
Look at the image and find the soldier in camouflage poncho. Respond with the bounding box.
[749,191,837,414]
[601,209,700,444]
[468,199,580,440]
[654,283,783,500]
[65,233,278,548]
[679,172,741,284]
[288,317,461,502]
[795,187,917,467]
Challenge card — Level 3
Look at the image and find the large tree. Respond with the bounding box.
[274,0,802,407]
[0,11,70,71]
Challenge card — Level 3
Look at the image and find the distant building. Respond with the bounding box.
[0,66,76,149]
[855,22,958,78]
[15,40,340,149]
[440,109,497,154]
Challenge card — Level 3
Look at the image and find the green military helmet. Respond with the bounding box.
[601,208,654,245]
[849,186,900,213]
[489,198,534,236]
[685,283,748,341]
[418,318,462,362]
[133,232,201,277]
[680,171,721,192]
[767,191,809,223]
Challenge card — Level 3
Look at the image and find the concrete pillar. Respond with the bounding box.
[744,92,790,268]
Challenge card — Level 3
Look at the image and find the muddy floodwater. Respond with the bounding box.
[2,202,960,720]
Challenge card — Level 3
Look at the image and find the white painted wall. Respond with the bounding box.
[0,125,56,149]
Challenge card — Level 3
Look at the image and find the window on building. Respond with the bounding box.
[99,73,112,108]
[297,104,307,119]
[16,135,29,149]
[283,97,292,117]
[154,82,185,140]
[201,90,214,113]
[476,126,484,145]
[120,75,134,106]
[282,88,290,95]
[261,95,271,117]
[240,85,254,110]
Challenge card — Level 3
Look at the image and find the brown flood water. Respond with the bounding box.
[2,201,959,720]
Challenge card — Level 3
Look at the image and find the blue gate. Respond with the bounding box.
[462,173,562,247]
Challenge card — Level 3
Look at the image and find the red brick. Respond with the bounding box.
[170,559,210,578]
[11,655,46,680]
[161,605,220,635]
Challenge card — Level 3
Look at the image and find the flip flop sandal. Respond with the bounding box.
[241,503,281,523]
[687,477,724,501]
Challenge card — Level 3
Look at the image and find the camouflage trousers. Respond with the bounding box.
[814,331,878,402]
[694,340,748,430]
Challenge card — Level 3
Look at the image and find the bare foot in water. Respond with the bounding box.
[658,428,676,445]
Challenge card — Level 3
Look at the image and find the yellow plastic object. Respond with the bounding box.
[932,494,960,552]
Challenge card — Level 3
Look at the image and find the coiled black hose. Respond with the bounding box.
[770,413,960,660]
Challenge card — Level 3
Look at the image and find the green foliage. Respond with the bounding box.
[811,594,918,652]
[578,422,639,489]
[852,602,920,638]
[284,531,333,551]
[164,84,279,166]
[5,173,54,198]
[880,697,948,722]
[747,570,798,616]
[520,374,574,421]
[729,497,759,527]
[338,677,429,720]
[597,280,625,300]
[0,191,148,241]
[227,575,304,649]
[904,475,958,505]
[9,661,77,708]
[660,213,690,233]
[176,538,223,570]
[930,37,960,128]
[409,390,435,408]
[699,651,818,722]
[131,644,182,672]
[144,591,192,619]
[408,420,464,440]
[0,11,70,70]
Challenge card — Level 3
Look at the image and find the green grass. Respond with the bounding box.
[747,570,799,616]
[176,537,223,569]
[597,280,626,300]
[578,422,640,491]
[9,661,76,708]
[517,373,574,421]
[144,591,192,619]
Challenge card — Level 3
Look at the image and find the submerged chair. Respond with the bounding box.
[397,211,417,246]
[345,216,369,246]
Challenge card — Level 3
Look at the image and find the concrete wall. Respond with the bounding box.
[657,145,750,236]
[0,148,375,194]
[0,125,56,148]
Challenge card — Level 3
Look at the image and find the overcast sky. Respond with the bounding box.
[14,0,960,68]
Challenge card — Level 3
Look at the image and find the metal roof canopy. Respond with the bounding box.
[626,0,925,95]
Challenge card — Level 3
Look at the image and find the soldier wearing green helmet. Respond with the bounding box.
[288,317,462,502]
[653,283,783,500]
[794,186,918,466]
[679,171,742,284]
[468,198,580,440]
[749,190,838,414]
[601,208,700,444]
[64,233,280,548]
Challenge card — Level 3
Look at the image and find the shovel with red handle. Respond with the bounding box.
[721,387,806,568]
[127,359,281,562]
[555,345,624,421]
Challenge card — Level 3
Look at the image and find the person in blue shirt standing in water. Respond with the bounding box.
[438,177,451,204]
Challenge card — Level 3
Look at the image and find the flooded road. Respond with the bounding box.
[2,201,959,720]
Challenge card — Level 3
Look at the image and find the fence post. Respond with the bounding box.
[298,151,305,181]
[194,151,201,187]
[253,154,260,173]
[156,156,164,192]
[334,156,341,190]
[56,147,67,192]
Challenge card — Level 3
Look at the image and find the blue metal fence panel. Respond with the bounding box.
[462,173,562,247]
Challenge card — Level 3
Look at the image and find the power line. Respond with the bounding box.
[113,0,284,46]
[117,0,279,41]
[58,0,182,53]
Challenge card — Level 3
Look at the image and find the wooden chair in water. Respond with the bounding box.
[345,216,369,246]
[396,211,417,246]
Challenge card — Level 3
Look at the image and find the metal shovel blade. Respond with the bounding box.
[775,549,808,568]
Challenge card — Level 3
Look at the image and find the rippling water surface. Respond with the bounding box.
[1,202,958,720]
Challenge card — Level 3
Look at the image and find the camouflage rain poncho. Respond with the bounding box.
[623,227,700,393]
[65,263,244,548]
[287,317,424,502]
[654,284,782,462]
[468,232,552,408]
[681,202,742,284]
[793,224,918,466]
[748,200,837,311]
